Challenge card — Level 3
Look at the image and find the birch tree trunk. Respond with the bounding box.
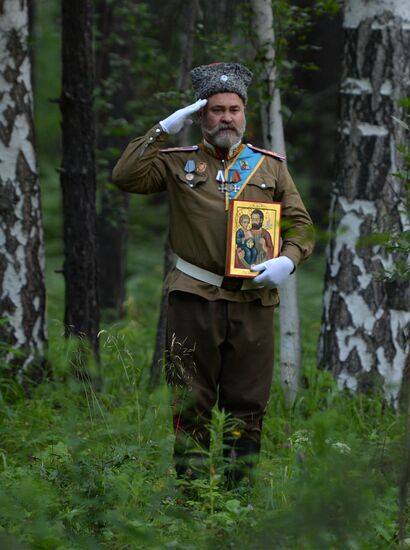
[60,0,99,358]
[251,0,301,405]
[150,0,199,387]
[0,0,47,380]
[95,1,131,321]
[318,0,410,401]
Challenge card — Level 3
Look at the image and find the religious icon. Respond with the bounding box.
[225,199,282,278]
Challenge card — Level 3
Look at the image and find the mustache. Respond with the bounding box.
[216,123,237,131]
[204,123,240,136]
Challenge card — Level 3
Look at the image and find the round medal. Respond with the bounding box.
[197,162,207,173]
[185,173,194,181]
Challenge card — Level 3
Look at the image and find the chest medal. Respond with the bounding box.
[184,159,196,182]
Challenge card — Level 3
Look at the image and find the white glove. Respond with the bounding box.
[159,99,208,134]
[250,256,294,288]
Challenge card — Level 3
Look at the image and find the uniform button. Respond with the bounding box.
[189,184,194,188]
[149,137,154,141]
[155,128,161,133]
[261,183,266,188]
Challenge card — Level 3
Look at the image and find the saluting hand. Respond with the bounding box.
[159,99,208,135]
[250,256,294,288]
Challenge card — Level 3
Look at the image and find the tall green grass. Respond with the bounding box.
[0,158,403,548]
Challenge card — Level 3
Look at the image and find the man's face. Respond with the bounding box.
[251,213,262,229]
[199,93,246,149]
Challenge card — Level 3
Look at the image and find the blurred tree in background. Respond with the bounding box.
[0,0,47,384]
[60,0,99,360]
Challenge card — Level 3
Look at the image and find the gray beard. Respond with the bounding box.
[201,120,246,149]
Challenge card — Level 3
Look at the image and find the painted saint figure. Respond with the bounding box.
[250,209,274,263]
[236,213,257,266]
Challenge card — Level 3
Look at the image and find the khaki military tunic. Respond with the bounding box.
[112,124,314,306]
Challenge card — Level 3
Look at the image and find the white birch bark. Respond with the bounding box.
[318,0,410,402]
[0,0,47,376]
[251,0,301,405]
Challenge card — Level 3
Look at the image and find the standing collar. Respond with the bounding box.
[200,139,245,160]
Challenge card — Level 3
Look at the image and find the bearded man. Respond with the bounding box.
[250,208,274,263]
[112,63,314,485]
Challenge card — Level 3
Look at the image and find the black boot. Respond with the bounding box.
[174,427,210,480]
[223,431,261,488]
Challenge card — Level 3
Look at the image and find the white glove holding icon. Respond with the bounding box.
[250,256,294,288]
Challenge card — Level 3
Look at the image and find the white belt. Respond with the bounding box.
[175,257,263,290]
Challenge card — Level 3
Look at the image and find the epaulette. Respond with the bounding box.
[247,143,286,161]
[160,145,199,153]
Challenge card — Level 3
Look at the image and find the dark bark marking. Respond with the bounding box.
[0,254,7,293]
[320,328,343,376]
[345,347,362,375]
[11,79,30,116]
[396,322,410,352]
[362,281,385,314]
[373,311,396,363]
[0,295,16,316]
[0,179,19,255]
[0,104,17,145]
[16,150,38,234]
[329,290,353,328]
[6,235,19,256]
[6,27,26,70]
[4,64,19,84]
[337,246,361,293]
[385,280,410,312]
[0,180,18,225]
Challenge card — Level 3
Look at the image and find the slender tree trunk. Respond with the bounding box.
[398,354,410,548]
[0,0,47,381]
[60,0,99,358]
[318,1,410,401]
[150,0,199,387]
[251,0,301,406]
[95,1,129,320]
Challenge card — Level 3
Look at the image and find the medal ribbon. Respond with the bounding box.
[223,146,265,209]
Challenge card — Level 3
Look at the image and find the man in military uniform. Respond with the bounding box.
[113,63,314,484]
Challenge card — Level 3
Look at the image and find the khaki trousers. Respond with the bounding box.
[165,290,275,473]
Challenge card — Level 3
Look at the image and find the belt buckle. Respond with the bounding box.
[221,276,243,291]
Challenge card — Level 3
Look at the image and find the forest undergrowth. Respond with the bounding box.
[0,314,403,549]
[0,186,406,548]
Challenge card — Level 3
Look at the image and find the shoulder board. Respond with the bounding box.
[160,145,199,153]
[247,143,286,161]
